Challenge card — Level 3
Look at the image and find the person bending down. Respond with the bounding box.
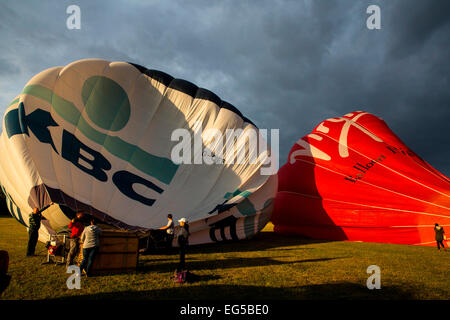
[80,217,102,276]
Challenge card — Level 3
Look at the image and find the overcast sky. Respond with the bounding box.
[0,0,449,175]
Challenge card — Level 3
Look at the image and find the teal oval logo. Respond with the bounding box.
[82,76,130,132]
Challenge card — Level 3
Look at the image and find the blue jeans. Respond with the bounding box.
[80,246,98,276]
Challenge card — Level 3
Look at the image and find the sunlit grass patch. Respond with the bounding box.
[0,217,448,300]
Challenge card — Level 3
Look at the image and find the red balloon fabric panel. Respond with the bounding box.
[272,111,450,246]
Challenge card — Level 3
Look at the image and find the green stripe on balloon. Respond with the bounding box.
[236,198,256,216]
[224,189,252,199]
[238,190,252,198]
[243,215,256,238]
[22,84,178,185]
[1,185,26,226]
[8,97,19,107]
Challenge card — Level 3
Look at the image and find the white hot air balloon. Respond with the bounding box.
[0,59,277,246]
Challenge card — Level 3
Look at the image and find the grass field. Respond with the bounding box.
[0,216,448,300]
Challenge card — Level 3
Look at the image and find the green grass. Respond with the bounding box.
[0,216,448,300]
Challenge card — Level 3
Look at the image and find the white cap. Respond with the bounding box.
[178,218,186,223]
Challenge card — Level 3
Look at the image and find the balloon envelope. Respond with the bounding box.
[0,59,277,245]
[272,111,450,246]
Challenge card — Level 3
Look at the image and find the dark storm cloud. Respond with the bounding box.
[386,1,450,59]
[0,58,20,74]
[0,0,448,175]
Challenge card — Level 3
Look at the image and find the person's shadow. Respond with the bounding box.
[137,256,346,274]
[141,228,336,257]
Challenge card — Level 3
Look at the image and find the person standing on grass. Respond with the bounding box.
[66,212,85,269]
[434,223,447,252]
[26,204,52,256]
[176,218,190,271]
[80,217,102,276]
[27,207,42,256]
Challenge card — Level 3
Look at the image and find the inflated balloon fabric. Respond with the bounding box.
[272,111,449,246]
[0,59,277,245]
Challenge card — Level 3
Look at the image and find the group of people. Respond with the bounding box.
[66,213,102,276]
[27,208,191,276]
[26,208,102,277]
[25,205,448,282]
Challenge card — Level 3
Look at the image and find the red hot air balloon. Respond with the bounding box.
[272,111,450,246]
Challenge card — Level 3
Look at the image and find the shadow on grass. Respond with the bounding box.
[141,232,335,256]
[137,257,347,274]
[54,282,417,300]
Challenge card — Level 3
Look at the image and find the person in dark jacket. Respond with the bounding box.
[27,208,42,256]
[176,218,190,271]
[66,212,85,268]
[434,223,447,251]
[26,204,52,256]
